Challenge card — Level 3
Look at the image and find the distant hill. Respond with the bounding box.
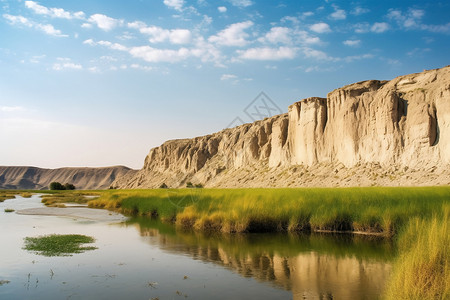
[0,166,137,190]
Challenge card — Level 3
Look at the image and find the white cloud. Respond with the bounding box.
[302,48,333,61]
[220,74,237,80]
[88,14,122,31]
[81,23,92,29]
[169,29,192,44]
[387,8,424,29]
[421,23,450,33]
[329,8,346,20]
[52,62,83,71]
[354,22,370,33]
[29,54,46,64]
[85,37,223,65]
[309,22,331,33]
[260,27,291,44]
[97,40,129,51]
[163,0,184,11]
[237,46,297,60]
[36,24,67,37]
[229,0,253,7]
[351,7,369,16]
[88,66,100,73]
[218,6,227,13]
[371,22,389,33]
[100,55,117,61]
[3,14,67,36]
[343,53,373,62]
[387,8,449,33]
[0,106,23,112]
[25,1,85,19]
[129,46,191,63]
[406,48,431,57]
[130,64,153,71]
[84,39,129,51]
[281,16,300,26]
[295,30,321,45]
[83,38,95,45]
[302,12,314,17]
[190,36,225,66]
[3,14,32,27]
[343,39,360,47]
[128,22,192,44]
[208,21,253,46]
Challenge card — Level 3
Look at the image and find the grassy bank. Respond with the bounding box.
[385,209,449,300]
[89,187,449,236]
[88,187,449,299]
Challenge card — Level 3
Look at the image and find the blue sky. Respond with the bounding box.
[1,0,449,169]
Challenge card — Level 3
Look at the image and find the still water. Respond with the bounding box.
[0,195,394,299]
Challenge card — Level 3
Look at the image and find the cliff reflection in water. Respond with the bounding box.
[126,218,394,300]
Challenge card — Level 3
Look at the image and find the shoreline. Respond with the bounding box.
[16,207,127,222]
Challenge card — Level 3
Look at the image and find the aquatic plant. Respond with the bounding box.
[23,234,97,256]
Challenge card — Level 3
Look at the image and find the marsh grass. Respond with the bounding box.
[23,234,97,257]
[89,187,450,236]
[384,206,450,300]
[41,191,100,207]
[0,191,17,202]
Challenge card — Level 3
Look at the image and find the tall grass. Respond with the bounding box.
[384,206,450,300]
[89,187,449,236]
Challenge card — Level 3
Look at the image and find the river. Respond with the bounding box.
[0,195,394,299]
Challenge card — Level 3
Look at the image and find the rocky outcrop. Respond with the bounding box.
[0,166,136,190]
[115,66,450,189]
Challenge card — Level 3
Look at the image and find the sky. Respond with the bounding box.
[0,0,449,169]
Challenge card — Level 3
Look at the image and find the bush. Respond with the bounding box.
[49,182,76,190]
[159,183,168,189]
[64,183,76,190]
[186,182,194,188]
[49,182,65,190]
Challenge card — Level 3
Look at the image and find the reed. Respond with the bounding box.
[384,205,449,300]
[88,187,449,235]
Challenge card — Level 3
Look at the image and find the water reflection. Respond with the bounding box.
[127,217,394,300]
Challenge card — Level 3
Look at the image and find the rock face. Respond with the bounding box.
[0,166,136,190]
[115,66,450,188]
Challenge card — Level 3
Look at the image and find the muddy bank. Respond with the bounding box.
[17,207,127,222]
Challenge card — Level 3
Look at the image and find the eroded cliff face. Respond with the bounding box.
[115,66,450,189]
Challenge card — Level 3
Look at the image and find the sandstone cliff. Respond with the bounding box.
[115,66,450,188]
[0,166,136,190]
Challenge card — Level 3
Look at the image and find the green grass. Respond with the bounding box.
[23,234,97,257]
[384,209,449,300]
[89,187,450,236]
[4,208,15,213]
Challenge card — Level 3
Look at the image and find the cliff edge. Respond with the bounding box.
[114,66,450,188]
